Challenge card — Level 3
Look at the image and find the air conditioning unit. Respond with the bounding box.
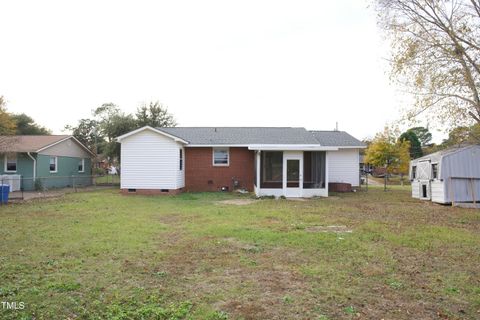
[0,175,21,191]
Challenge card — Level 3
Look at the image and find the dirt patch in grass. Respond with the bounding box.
[158,214,182,224]
[221,237,260,252]
[216,199,257,206]
[305,225,353,233]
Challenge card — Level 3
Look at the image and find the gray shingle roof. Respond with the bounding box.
[157,127,365,147]
[310,131,366,147]
[159,127,319,145]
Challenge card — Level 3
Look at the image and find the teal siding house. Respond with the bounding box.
[0,135,94,191]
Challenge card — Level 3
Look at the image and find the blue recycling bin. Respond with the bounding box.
[0,184,10,204]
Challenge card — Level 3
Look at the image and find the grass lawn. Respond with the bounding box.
[94,175,120,185]
[1,188,479,319]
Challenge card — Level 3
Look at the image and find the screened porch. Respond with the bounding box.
[253,150,328,198]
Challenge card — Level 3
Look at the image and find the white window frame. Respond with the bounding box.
[431,163,438,180]
[411,165,417,179]
[4,154,17,173]
[78,158,85,173]
[49,156,58,173]
[212,148,229,166]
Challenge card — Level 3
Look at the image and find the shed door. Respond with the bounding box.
[419,182,430,200]
[417,161,431,180]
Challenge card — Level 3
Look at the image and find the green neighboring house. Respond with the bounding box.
[0,135,94,191]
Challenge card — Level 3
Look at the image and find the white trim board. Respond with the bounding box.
[116,126,188,144]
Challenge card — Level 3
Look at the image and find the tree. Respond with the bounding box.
[0,96,16,135]
[100,113,137,161]
[65,119,102,152]
[440,123,480,147]
[135,101,176,127]
[92,103,137,161]
[364,127,411,190]
[409,126,432,146]
[66,101,177,162]
[397,140,412,185]
[376,0,480,127]
[399,129,423,158]
[12,113,50,135]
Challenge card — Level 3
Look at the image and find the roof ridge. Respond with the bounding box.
[0,134,70,137]
[159,126,306,129]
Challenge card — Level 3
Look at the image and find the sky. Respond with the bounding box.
[0,0,437,141]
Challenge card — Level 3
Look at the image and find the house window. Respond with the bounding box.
[213,148,229,166]
[431,163,438,179]
[78,159,85,172]
[4,154,17,172]
[49,156,58,173]
[179,149,183,170]
[412,165,417,179]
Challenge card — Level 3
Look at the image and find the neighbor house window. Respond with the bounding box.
[412,165,417,179]
[78,159,85,173]
[213,148,229,166]
[4,154,17,172]
[49,156,58,173]
[179,149,183,170]
[431,163,438,179]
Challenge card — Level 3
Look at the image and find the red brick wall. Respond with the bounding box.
[184,147,254,192]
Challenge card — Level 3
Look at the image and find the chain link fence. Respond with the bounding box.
[0,174,120,202]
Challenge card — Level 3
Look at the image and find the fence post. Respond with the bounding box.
[72,175,76,192]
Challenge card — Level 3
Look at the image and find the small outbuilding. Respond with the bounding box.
[410,145,480,204]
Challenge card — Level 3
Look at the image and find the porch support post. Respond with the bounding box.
[325,151,329,196]
[256,151,261,195]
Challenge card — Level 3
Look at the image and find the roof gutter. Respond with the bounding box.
[248,145,339,151]
[27,152,36,181]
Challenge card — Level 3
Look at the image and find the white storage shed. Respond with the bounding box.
[410,145,480,204]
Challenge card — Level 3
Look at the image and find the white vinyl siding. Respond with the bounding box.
[411,181,420,198]
[120,130,185,190]
[327,149,360,186]
[430,181,445,203]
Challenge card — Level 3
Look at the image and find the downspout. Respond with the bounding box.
[27,152,36,181]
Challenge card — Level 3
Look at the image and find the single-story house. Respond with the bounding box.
[116,126,366,198]
[0,135,94,191]
[410,145,480,204]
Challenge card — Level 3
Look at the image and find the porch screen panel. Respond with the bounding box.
[260,151,283,188]
[303,151,326,188]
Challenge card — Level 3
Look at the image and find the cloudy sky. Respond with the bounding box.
[1,0,428,141]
